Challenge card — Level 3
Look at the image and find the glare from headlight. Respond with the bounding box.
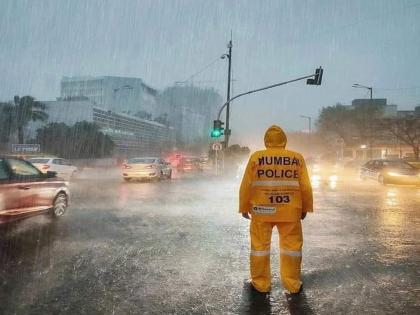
[311,175,321,181]
[329,175,338,182]
[387,172,401,177]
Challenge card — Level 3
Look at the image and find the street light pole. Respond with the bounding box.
[352,83,373,99]
[352,83,374,159]
[300,115,312,133]
[221,40,233,149]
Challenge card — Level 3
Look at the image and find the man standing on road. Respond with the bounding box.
[239,125,313,294]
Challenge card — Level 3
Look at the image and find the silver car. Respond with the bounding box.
[122,157,172,181]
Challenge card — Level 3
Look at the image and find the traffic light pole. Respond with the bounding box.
[217,70,322,121]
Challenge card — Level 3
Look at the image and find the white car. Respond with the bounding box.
[28,157,78,179]
[122,157,172,181]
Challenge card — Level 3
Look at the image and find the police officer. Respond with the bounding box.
[239,125,313,294]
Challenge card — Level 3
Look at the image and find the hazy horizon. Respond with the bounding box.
[1,0,419,147]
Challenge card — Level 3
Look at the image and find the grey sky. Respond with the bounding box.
[1,0,419,146]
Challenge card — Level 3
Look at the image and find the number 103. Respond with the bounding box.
[268,195,290,203]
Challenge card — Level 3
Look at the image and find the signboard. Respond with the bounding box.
[212,143,222,151]
[11,144,41,153]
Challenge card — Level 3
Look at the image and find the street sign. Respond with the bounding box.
[212,143,222,151]
[11,144,41,153]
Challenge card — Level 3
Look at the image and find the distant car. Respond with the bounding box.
[178,157,201,173]
[308,159,340,186]
[360,159,420,186]
[198,156,212,171]
[122,157,172,181]
[0,157,70,224]
[28,157,78,179]
[402,157,420,170]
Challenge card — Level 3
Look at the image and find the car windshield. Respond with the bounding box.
[383,161,414,169]
[127,158,156,164]
[28,158,50,164]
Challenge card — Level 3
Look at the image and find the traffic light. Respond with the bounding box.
[210,120,224,138]
[307,67,323,85]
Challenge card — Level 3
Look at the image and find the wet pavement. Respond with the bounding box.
[1,170,419,314]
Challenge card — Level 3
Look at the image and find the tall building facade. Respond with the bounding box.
[30,100,175,157]
[157,86,221,145]
[60,76,158,117]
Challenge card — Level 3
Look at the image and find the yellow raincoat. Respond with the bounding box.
[239,125,313,293]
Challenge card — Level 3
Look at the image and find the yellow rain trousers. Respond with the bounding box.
[239,125,313,293]
[250,220,303,293]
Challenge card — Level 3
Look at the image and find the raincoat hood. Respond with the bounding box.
[264,125,287,148]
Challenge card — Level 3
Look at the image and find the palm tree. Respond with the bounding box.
[0,102,16,145]
[13,95,48,144]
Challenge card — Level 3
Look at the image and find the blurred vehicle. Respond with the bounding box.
[167,153,183,168]
[122,157,171,181]
[360,159,420,186]
[198,156,212,171]
[28,157,78,179]
[307,157,341,187]
[177,156,201,173]
[0,157,70,224]
[402,157,420,170]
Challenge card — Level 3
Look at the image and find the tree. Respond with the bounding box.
[0,102,15,146]
[317,104,356,142]
[11,96,48,144]
[36,122,115,158]
[317,102,385,154]
[378,117,420,159]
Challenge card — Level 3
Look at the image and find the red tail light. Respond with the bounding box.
[123,164,132,169]
[42,165,50,170]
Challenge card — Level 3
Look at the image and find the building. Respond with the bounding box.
[157,85,222,145]
[330,99,419,160]
[30,100,175,157]
[60,76,159,117]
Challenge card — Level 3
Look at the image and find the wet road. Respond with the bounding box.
[1,170,419,314]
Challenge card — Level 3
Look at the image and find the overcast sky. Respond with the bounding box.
[1,0,419,146]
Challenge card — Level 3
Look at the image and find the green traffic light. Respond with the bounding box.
[210,129,222,138]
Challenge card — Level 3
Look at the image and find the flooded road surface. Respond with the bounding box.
[1,171,419,314]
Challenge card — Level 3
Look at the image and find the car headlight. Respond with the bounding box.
[387,172,401,177]
[329,175,338,182]
[311,175,321,181]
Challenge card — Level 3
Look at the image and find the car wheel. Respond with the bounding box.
[378,175,387,185]
[52,192,68,217]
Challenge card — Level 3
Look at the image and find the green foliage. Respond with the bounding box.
[36,121,115,158]
[14,96,48,143]
[378,117,420,159]
[0,96,48,144]
[317,102,384,145]
[0,102,15,145]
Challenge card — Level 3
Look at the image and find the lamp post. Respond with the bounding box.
[352,83,374,158]
[352,83,372,99]
[221,40,232,148]
[300,115,312,133]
